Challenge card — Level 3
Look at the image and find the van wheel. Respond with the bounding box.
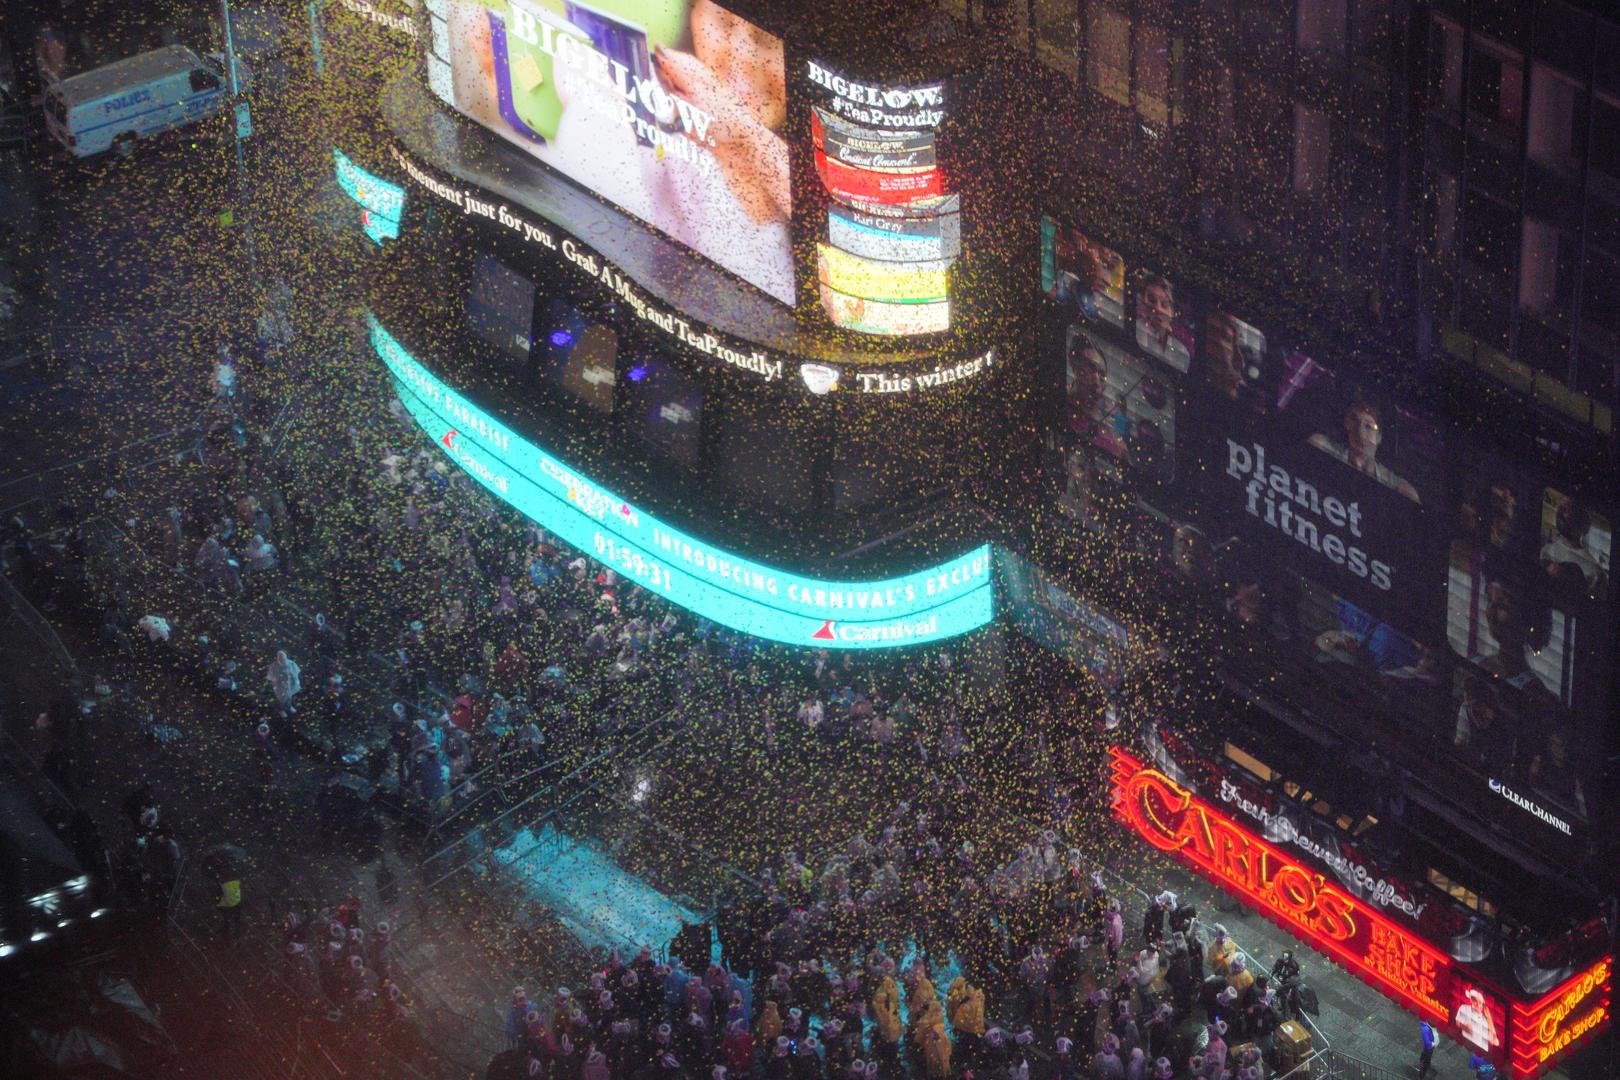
[112,134,136,159]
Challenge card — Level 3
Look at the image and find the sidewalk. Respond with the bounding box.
[1104,849,1573,1080]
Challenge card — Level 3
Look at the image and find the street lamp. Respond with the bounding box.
[219,0,257,281]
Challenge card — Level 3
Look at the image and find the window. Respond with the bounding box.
[1432,169,1459,255]
[189,68,220,94]
[535,297,617,414]
[1297,0,1347,55]
[1224,743,1275,782]
[1035,0,1080,79]
[1086,2,1131,107]
[1135,23,1176,130]
[1589,93,1620,189]
[1241,83,1292,189]
[1518,218,1574,326]
[1462,189,1517,272]
[1293,104,1332,193]
[1352,0,1392,68]
[1427,869,1499,918]
[621,357,703,469]
[466,255,536,366]
[1467,37,1524,140]
[1528,63,1585,174]
[1579,246,1620,402]
[1428,15,1464,117]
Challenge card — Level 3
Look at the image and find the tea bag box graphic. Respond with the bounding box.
[481,0,688,144]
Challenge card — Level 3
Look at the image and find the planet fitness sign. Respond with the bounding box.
[1108,747,1611,1078]
[371,315,994,648]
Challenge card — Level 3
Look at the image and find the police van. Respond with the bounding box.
[43,45,246,158]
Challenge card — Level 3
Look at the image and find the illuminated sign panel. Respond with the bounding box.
[827,203,960,263]
[1510,958,1610,1077]
[1108,748,1613,1077]
[422,0,794,306]
[806,60,957,338]
[388,143,993,395]
[371,315,994,648]
[818,284,950,337]
[816,245,949,304]
[334,148,405,243]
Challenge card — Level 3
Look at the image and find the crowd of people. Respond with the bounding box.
[486,832,1294,1080]
[6,353,1291,1080]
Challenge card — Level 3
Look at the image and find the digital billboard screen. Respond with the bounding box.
[467,253,537,364]
[425,0,794,305]
[535,296,618,413]
[806,61,956,338]
[1041,216,1613,826]
[370,313,995,648]
[334,147,406,243]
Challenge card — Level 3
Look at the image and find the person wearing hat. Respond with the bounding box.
[1103,898,1125,964]
[1145,1004,1174,1062]
[1052,1038,1077,1080]
[1208,927,1237,978]
[1418,1020,1438,1079]
[945,976,985,1065]
[757,1001,783,1048]
[1214,987,1243,1038]
[1152,1058,1173,1080]
[982,1027,1010,1072]
[579,1042,609,1080]
[722,1016,751,1075]
[918,1022,952,1080]
[794,1036,825,1080]
[869,966,901,1069]
[1202,1021,1229,1077]
[1226,953,1255,1002]
[1246,986,1281,1062]
[506,988,533,1048]
[1091,1033,1125,1080]
[764,1036,792,1080]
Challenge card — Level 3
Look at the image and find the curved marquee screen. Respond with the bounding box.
[370,315,994,647]
[423,0,794,306]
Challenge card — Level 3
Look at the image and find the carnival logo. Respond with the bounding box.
[800,363,840,396]
[442,429,457,449]
[812,620,837,641]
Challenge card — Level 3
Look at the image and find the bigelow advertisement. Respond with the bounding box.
[425,0,795,304]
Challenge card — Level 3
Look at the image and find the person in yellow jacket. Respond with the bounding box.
[871,970,902,1050]
[1208,926,1237,977]
[946,976,986,1063]
[906,969,940,1038]
[757,999,782,1046]
[919,1021,952,1080]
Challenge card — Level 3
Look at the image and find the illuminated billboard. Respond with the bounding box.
[818,284,950,337]
[806,60,957,337]
[424,0,794,305]
[1109,747,1611,1079]
[1041,214,1612,830]
[816,245,949,304]
[370,314,994,647]
[334,148,405,243]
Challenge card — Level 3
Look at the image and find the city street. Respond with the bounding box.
[0,4,1613,1080]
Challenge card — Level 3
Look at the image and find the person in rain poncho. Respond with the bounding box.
[267,649,302,714]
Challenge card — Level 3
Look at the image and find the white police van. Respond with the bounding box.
[43,45,246,158]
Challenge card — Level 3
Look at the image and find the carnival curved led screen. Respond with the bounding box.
[334,148,406,243]
[370,315,994,647]
[423,0,794,305]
